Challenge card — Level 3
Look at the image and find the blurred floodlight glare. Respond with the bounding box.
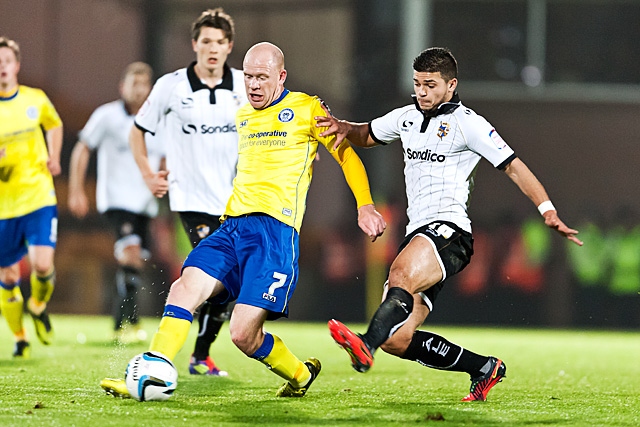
[521,65,543,87]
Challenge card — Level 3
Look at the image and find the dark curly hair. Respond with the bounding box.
[413,47,457,82]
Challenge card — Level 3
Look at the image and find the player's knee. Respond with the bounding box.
[32,260,54,277]
[388,264,415,293]
[0,268,21,285]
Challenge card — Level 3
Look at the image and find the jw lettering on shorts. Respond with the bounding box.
[262,292,277,303]
[423,337,450,356]
[405,148,446,162]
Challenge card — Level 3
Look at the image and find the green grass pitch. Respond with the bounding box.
[0,316,638,426]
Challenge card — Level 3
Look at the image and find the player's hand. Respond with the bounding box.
[47,158,61,176]
[358,204,387,242]
[145,170,170,198]
[315,103,349,151]
[68,191,89,218]
[543,211,583,246]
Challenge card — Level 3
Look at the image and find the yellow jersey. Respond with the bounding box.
[227,90,373,231]
[0,85,62,219]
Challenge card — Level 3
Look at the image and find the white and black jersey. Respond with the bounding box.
[135,62,247,215]
[370,93,516,235]
[80,100,165,217]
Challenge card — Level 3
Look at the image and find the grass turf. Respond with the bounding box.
[0,315,638,426]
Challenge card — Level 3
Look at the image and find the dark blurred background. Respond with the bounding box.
[2,0,639,328]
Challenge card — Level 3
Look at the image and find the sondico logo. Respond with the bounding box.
[182,123,237,134]
[405,148,446,162]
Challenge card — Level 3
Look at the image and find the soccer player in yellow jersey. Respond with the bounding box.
[101,42,387,399]
[0,37,63,358]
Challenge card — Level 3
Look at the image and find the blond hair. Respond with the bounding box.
[0,36,20,62]
[121,61,153,82]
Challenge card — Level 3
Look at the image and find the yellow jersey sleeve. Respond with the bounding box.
[39,90,63,131]
[0,86,61,219]
[328,142,374,208]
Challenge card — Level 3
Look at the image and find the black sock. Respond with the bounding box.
[401,330,489,377]
[362,287,413,351]
[193,301,230,360]
[114,266,141,330]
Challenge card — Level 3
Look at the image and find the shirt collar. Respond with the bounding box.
[412,92,461,117]
[186,62,234,104]
[267,88,290,108]
[0,86,19,101]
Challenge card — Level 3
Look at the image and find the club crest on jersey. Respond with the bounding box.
[26,106,38,120]
[437,122,450,139]
[196,224,210,239]
[278,108,294,123]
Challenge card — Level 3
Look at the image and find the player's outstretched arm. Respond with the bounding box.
[315,104,374,151]
[129,125,169,198]
[68,141,91,218]
[504,158,583,246]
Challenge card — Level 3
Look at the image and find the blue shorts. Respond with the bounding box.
[0,205,58,268]
[183,214,299,319]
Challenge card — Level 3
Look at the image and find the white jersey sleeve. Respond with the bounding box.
[370,106,414,144]
[135,72,179,134]
[79,104,109,149]
[461,112,515,169]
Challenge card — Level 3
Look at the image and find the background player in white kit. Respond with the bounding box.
[129,8,245,376]
[68,62,163,343]
[318,47,583,402]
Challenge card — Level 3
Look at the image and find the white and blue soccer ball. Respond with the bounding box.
[125,351,178,401]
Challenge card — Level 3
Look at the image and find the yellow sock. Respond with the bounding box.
[31,269,55,305]
[0,284,25,336]
[261,334,310,387]
[149,316,192,360]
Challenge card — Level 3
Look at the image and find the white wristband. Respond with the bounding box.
[537,201,555,215]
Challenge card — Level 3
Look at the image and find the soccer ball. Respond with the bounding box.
[125,351,178,401]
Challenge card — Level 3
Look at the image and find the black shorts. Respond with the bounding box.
[178,211,222,249]
[104,209,152,254]
[398,220,473,311]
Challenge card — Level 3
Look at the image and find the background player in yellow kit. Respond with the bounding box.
[0,36,63,357]
[101,41,386,398]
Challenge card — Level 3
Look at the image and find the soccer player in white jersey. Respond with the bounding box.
[318,47,583,402]
[127,9,245,376]
[68,62,163,343]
